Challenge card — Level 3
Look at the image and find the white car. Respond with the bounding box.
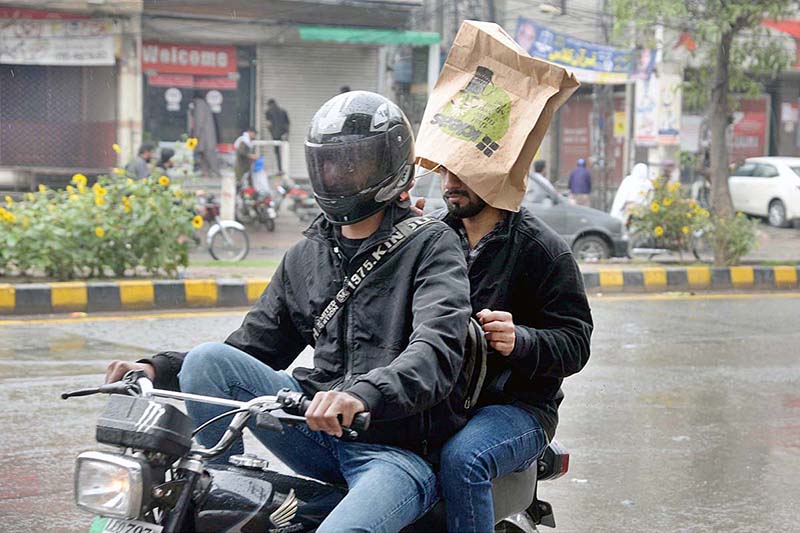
[728,157,800,227]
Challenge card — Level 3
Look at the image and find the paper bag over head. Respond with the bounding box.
[415,20,579,211]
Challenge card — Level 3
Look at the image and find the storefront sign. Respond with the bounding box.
[0,18,117,65]
[142,42,236,76]
[729,97,768,162]
[657,73,682,145]
[515,17,633,84]
[147,74,237,91]
[634,76,658,146]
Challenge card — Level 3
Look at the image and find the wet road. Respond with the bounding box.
[1,293,799,532]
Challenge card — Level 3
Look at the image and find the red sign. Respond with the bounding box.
[0,8,87,20]
[148,74,237,91]
[142,42,236,76]
[729,97,768,163]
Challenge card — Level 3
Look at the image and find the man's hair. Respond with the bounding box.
[340,85,351,93]
[267,99,276,106]
[138,142,155,155]
[534,160,546,173]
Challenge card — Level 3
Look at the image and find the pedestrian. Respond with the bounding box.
[610,162,652,224]
[265,98,290,173]
[233,127,258,184]
[568,158,592,206]
[188,91,221,178]
[126,142,155,179]
[155,147,175,176]
[103,92,473,532]
[523,159,549,204]
[419,164,593,532]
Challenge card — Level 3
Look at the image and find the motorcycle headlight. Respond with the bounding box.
[75,451,148,519]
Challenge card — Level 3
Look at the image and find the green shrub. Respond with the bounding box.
[708,213,758,266]
[0,172,201,280]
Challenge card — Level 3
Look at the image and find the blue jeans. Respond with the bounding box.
[178,342,438,533]
[439,405,548,532]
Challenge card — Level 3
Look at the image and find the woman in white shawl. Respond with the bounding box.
[610,163,652,223]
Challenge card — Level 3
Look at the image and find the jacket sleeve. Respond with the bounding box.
[507,252,593,379]
[224,256,308,369]
[141,258,307,391]
[346,228,471,420]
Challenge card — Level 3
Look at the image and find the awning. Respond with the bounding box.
[298,26,440,46]
[763,19,800,38]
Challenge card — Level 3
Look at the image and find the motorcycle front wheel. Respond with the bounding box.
[264,218,276,232]
[209,226,250,262]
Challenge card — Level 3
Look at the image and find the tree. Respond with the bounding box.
[609,0,795,264]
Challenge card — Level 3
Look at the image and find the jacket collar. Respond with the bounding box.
[303,201,412,253]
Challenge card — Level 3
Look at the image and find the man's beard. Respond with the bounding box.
[444,191,487,219]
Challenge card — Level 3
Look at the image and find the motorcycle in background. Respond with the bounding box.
[236,158,278,231]
[195,190,250,262]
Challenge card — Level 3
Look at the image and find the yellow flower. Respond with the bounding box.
[78,183,87,194]
[192,215,204,229]
[122,197,132,214]
[6,212,16,223]
[92,183,107,195]
[174,189,184,199]
[682,226,690,235]
[25,193,34,201]
[700,209,710,218]
[66,185,74,194]
[71,173,87,185]
[654,226,664,237]
[22,218,30,229]
[127,178,134,186]
[38,184,47,193]
[186,137,199,150]
[686,212,693,219]
[95,227,105,238]
[650,201,660,213]
[663,198,672,207]
[95,195,105,206]
[158,175,170,187]
[112,143,122,154]
[69,194,78,202]
[113,167,126,176]
[736,211,744,218]
[668,182,681,193]
[4,195,12,205]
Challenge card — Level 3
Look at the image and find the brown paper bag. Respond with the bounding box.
[415,20,579,211]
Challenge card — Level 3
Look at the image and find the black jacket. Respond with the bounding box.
[438,207,593,440]
[146,204,472,454]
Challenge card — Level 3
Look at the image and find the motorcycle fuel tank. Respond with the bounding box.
[196,464,345,533]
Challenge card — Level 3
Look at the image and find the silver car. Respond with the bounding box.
[411,171,629,261]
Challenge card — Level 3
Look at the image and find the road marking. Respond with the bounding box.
[591,291,800,302]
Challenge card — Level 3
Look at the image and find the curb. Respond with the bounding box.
[0,266,798,316]
[581,265,799,292]
[0,278,270,316]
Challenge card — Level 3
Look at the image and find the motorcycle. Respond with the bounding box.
[195,191,250,262]
[236,183,278,232]
[63,371,569,533]
[275,175,320,222]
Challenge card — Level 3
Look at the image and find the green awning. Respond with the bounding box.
[298,26,440,46]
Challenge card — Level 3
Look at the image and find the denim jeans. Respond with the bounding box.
[178,342,438,533]
[439,404,548,532]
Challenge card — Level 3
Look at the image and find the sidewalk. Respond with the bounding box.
[2,210,798,316]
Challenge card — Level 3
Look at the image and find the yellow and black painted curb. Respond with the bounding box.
[582,265,799,293]
[0,266,798,315]
[0,278,270,316]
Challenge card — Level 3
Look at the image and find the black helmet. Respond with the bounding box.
[305,91,414,225]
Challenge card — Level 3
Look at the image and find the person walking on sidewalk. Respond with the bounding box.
[568,158,592,206]
[265,99,290,172]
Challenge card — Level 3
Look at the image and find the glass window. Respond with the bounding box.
[733,162,756,176]
[754,164,779,178]
[789,166,800,177]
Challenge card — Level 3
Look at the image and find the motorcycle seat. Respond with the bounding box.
[402,462,538,531]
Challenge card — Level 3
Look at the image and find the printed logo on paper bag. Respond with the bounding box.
[431,66,511,157]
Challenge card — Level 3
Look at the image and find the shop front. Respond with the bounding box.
[141,41,254,153]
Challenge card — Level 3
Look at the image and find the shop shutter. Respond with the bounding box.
[258,43,379,180]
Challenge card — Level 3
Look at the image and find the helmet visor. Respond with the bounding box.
[306,134,396,197]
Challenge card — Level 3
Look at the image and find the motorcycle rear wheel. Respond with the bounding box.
[264,218,276,232]
[209,227,250,262]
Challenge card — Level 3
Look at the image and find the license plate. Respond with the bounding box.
[89,516,163,533]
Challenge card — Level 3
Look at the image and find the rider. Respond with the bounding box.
[422,165,593,531]
[106,92,472,532]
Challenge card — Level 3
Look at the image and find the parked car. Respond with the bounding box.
[728,157,800,227]
[410,171,629,261]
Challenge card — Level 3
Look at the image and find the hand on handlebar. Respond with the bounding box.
[105,360,155,384]
[305,391,366,438]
